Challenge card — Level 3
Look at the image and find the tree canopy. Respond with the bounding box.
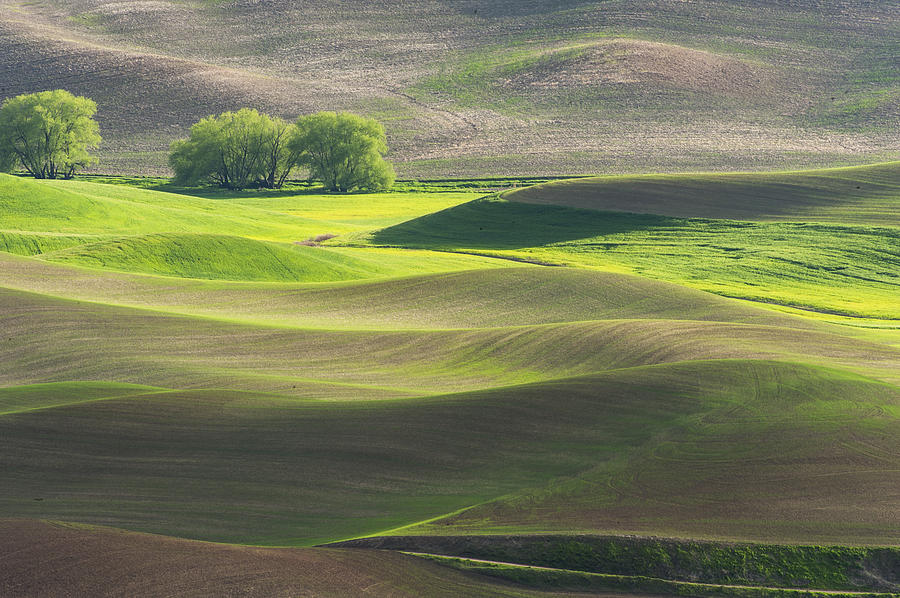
[169,108,299,190]
[169,109,395,192]
[0,89,101,179]
[291,112,395,192]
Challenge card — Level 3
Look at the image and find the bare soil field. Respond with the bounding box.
[0,519,601,597]
[0,0,896,176]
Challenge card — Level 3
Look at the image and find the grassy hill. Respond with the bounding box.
[0,174,480,241]
[0,173,516,281]
[0,252,841,330]
[0,0,897,176]
[368,164,900,319]
[2,357,898,546]
[39,233,520,283]
[1,171,899,593]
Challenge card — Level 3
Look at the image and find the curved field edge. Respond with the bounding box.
[505,162,900,225]
[0,381,167,415]
[3,169,897,318]
[415,554,899,598]
[39,233,382,282]
[0,520,575,598]
[0,173,482,242]
[1,360,898,545]
[328,535,900,592]
[367,195,900,320]
[38,233,514,283]
[0,253,864,331]
[3,282,898,395]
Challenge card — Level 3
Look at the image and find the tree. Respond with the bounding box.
[169,108,299,190]
[291,111,395,192]
[0,89,101,179]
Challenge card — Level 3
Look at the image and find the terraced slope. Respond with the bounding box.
[1,0,897,175]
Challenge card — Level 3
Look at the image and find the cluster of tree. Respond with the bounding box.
[0,89,101,180]
[169,109,395,191]
[0,89,395,192]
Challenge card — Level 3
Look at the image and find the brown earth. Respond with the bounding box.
[0,519,611,597]
[0,0,896,176]
[506,39,779,98]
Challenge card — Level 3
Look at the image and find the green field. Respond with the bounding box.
[1,166,899,595]
[365,163,900,319]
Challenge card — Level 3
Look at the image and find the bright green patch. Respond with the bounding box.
[0,174,484,243]
[1,167,899,554]
[368,194,900,319]
[0,231,100,256]
[38,233,510,282]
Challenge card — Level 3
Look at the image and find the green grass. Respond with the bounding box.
[1,1,899,591]
[1,168,900,591]
[0,174,482,242]
[0,231,99,256]
[2,359,897,546]
[337,536,900,592]
[0,173,522,282]
[0,253,837,330]
[41,234,385,282]
[417,555,899,598]
[3,277,897,394]
[37,233,515,282]
[402,362,900,546]
[367,184,900,319]
[0,381,164,415]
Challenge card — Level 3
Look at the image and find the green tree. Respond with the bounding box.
[169,108,299,190]
[291,111,395,192]
[0,89,101,179]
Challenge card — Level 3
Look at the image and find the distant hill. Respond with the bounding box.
[0,0,897,176]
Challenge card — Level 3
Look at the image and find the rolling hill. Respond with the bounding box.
[0,0,897,176]
[368,163,900,319]
[507,162,900,225]
[0,520,583,598]
[0,165,899,593]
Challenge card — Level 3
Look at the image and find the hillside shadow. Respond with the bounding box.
[507,162,900,226]
[372,197,675,249]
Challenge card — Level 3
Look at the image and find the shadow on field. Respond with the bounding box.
[508,162,900,225]
[372,197,673,249]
